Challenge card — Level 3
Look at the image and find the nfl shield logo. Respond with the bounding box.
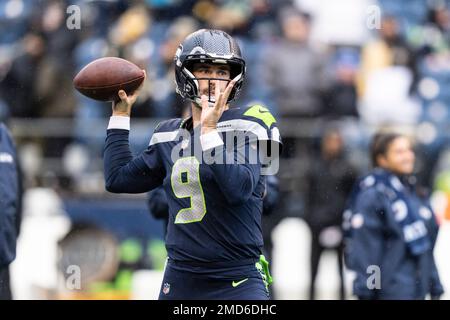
[163,283,171,295]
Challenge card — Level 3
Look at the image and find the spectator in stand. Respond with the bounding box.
[262,6,330,118]
[145,16,199,118]
[357,16,421,126]
[304,127,357,300]
[323,48,359,119]
[0,33,45,118]
[357,15,418,98]
[408,4,450,58]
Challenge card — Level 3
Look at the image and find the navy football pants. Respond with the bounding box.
[158,261,270,300]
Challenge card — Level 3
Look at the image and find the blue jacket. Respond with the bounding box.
[0,123,20,267]
[344,168,444,299]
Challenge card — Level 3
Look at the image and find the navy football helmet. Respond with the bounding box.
[174,29,246,106]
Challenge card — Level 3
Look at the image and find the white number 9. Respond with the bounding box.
[171,157,207,224]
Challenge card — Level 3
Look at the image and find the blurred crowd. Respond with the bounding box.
[1,0,450,299]
[0,0,449,193]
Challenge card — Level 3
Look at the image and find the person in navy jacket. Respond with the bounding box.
[0,122,22,300]
[343,132,444,300]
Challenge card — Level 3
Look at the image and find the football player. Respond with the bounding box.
[103,29,281,300]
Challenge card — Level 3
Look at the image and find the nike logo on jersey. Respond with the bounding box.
[232,278,249,287]
[244,105,276,127]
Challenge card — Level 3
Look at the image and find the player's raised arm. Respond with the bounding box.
[103,80,166,194]
[199,79,261,206]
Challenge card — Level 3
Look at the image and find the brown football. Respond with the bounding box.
[73,57,145,102]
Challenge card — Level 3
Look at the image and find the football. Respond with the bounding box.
[73,57,145,102]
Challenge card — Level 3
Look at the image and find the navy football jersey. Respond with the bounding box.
[104,105,281,264]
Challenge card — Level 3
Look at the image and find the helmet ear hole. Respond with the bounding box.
[228,61,244,79]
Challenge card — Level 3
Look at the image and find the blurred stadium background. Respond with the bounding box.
[1,0,450,299]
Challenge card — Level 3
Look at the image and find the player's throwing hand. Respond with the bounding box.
[112,70,146,117]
